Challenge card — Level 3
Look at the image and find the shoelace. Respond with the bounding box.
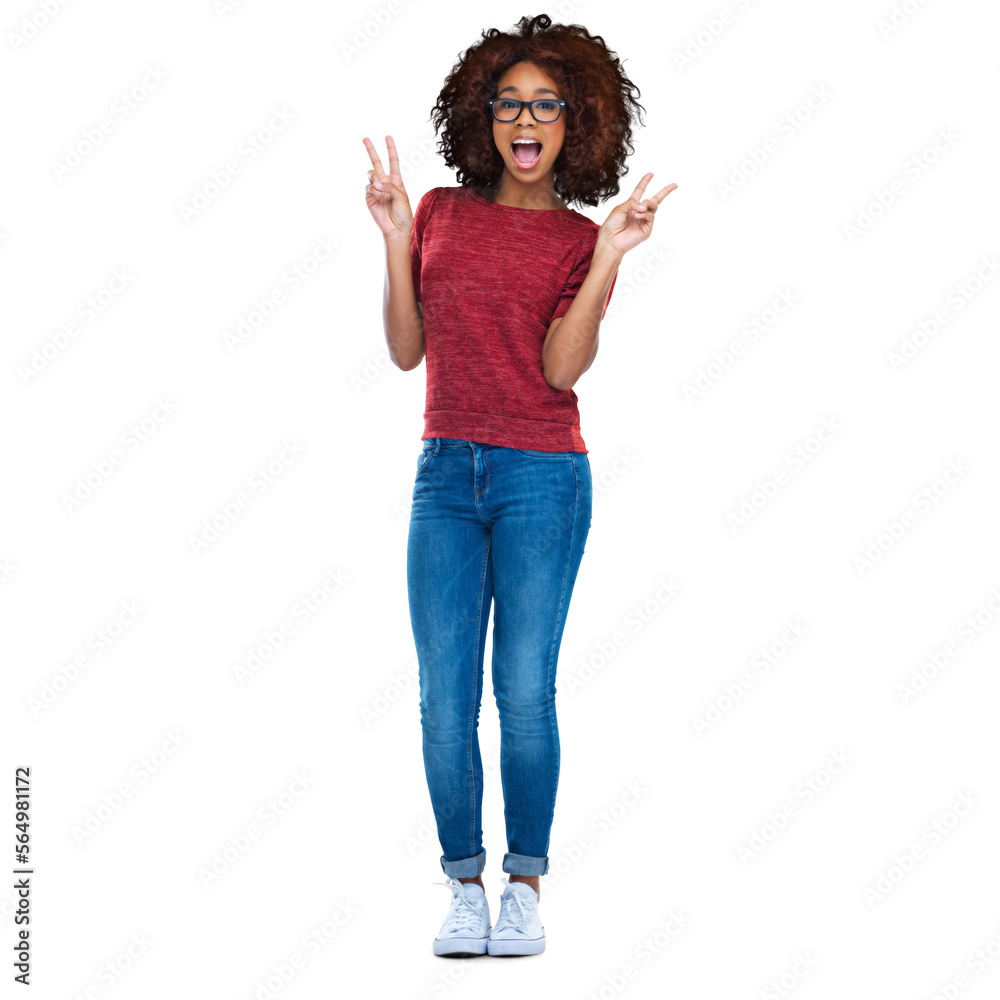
[492,877,534,936]
[433,878,485,934]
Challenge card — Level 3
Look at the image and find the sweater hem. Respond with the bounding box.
[423,409,587,453]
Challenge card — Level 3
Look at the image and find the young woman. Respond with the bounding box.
[363,13,676,957]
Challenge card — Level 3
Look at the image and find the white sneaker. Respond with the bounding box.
[487,877,545,955]
[432,878,491,956]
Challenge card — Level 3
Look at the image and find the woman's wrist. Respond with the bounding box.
[593,233,623,266]
[385,226,412,246]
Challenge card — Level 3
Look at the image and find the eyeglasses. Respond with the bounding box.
[488,97,567,123]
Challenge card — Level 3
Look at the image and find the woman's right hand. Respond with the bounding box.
[363,135,413,240]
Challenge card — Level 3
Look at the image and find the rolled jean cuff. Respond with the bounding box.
[503,852,548,876]
[440,850,486,878]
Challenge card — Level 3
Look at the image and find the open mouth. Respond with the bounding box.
[511,139,542,169]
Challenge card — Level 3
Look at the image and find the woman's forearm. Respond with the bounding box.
[382,230,425,371]
[541,244,621,391]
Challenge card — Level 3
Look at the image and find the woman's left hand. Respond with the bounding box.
[596,173,677,259]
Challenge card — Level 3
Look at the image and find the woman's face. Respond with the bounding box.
[491,61,566,197]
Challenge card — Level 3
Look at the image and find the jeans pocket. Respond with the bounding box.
[416,447,434,475]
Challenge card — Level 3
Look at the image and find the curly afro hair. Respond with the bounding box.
[428,13,645,208]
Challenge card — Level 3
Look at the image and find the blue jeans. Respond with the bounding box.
[406,437,593,878]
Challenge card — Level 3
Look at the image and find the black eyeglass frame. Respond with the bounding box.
[487,98,568,123]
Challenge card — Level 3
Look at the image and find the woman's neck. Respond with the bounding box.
[492,174,566,211]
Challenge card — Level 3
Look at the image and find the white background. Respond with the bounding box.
[3,0,1000,997]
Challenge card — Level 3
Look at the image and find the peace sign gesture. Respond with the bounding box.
[363,134,414,240]
[596,173,677,259]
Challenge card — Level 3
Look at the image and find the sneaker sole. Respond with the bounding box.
[434,936,489,956]
[487,936,545,956]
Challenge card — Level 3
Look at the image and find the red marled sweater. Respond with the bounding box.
[410,185,617,453]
